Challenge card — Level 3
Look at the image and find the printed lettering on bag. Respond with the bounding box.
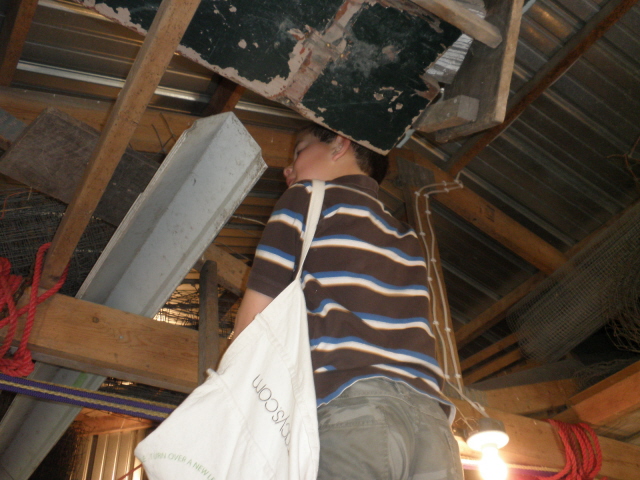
[253,375,292,450]
[139,452,216,479]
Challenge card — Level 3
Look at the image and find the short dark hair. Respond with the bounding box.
[299,124,389,184]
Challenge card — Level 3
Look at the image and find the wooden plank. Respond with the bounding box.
[0,108,158,226]
[446,0,639,174]
[41,0,202,288]
[454,399,640,480]
[479,378,580,415]
[199,261,220,383]
[0,86,296,167]
[201,77,246,117]
[414,95,479,134]
[196,244,251,296]
[460,332,518,371]
[554,360,640,427]
[463,347,522,384]
[10,289,200,392]
[390,151,567,274]
[410,0,502,47]
[455,273,544,348]
[434,0,523,142]
[0,0,38,86]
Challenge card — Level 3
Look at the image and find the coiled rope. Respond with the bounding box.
[0,243,68,377]
[540,420,606,480]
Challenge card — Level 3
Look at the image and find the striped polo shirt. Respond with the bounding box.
[247,175,453,420]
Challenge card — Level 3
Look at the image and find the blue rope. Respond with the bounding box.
[0,373,175,422]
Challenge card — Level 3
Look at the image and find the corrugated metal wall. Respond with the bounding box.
[74,429,149,480]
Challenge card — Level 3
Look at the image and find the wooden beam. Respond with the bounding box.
[0,86,295,167]
[455,273,544,348]
[479,378,580,416]
[196,244,251,297]
[0,0,38,86]
[447,0,640,175]
[409,0,502,48]
[433,0,523,141]
[41,0,202,288]
[454,399,640,479]
[9,289,200,392]
[198,261,220,383]
[554,360,640,428]
[414,95,479,134]
[460,332,518,371]
[463,347,523,384]
[391,151,567,274]
[201,77,246,117]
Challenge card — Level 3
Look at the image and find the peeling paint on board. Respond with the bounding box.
[76,0,461,152]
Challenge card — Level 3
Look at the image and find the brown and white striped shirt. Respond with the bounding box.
[247,175,453,420]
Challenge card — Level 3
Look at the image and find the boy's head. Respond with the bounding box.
[283,124,388,187]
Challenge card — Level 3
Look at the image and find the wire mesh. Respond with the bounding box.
[606,257,640,353]
[0,189,115,296]
[507,202,640,363]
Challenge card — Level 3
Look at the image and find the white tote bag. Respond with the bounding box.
[135,181,324,480]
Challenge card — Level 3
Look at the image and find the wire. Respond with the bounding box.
[413,176,489,419]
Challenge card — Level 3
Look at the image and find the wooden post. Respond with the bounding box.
[199,261,220,385]
[41,0,202,288]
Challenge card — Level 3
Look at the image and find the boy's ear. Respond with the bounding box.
[331,137,351,161]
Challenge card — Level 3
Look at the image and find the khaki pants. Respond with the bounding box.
[316,377,463,480]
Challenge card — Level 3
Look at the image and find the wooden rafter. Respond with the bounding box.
[479,378,580,416]
[555,360,640,429]
[391,150,568,274]
[446,0,640,175]
[463,347,523,384]
[0,86,295,165]
[455,273,544,348]
[460,332,519,371]
[40,0,202,288]
[201,76,246,117]
[0,0,38,86]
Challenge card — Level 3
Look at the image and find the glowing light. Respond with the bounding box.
[479,444,508,480]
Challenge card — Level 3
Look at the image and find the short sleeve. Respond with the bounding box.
[246,183,311,298]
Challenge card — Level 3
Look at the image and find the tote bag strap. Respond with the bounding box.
[295,180,325,281]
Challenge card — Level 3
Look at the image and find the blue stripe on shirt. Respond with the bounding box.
[310,336,440,369]
[307,271,429,294]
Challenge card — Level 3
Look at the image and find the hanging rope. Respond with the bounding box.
[512,420,607,480]
[0,243,68,377]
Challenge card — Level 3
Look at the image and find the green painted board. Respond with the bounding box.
[79,0,461,152]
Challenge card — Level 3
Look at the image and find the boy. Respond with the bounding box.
[234,125,463,480]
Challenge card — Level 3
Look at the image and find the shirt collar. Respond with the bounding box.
[329,175,379,198]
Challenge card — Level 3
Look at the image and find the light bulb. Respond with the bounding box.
[478,444,508,480]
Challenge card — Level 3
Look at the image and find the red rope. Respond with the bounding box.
[0,243,68,377]
[529,420,607,480]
